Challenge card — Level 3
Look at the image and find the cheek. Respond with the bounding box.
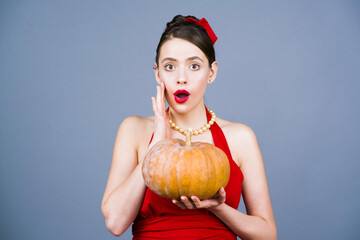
[159,70,173,80]
[192,73,209,88]
[193,76,208,96]
[159,72,176,91]
[191,69,209,81]
[164,88,175,103]
[159,73,173,87]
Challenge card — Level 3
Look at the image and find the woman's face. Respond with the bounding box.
[155,38,218,113]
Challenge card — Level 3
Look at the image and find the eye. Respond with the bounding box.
[190,64,200,70]
[165,64,175,71]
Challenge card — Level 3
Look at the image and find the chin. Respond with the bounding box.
[168,102,198,115]
[169,104,186,113]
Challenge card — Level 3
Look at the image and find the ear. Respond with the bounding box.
[208,61,218,84]
[154,63,161,85]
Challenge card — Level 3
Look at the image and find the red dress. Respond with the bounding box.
[132,107,244,239]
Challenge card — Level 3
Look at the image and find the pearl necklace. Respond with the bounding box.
[168,109,216,146]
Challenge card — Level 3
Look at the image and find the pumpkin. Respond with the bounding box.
[141,134,230,200]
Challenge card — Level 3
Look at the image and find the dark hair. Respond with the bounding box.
[155,15,216,67]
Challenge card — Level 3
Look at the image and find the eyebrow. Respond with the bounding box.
[161,56,204,63]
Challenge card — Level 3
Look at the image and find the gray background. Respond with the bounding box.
[1,0,359,239]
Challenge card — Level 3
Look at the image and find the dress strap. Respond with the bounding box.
[148,132,154,146]
[205,105,233,159]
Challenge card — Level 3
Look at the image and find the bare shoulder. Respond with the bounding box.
[117,115,154,146]
[216,118,259,169]
[217,118,257,141]
[117,115,155,162]
[119,115,154,132]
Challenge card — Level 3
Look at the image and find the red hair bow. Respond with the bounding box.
[186,17,218,45]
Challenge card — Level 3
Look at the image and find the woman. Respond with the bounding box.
[101,15,277,239]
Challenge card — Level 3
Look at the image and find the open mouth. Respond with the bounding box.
[176,92,189,98]
[174,90,190,103]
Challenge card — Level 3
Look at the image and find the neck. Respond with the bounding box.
[168,103,208,131]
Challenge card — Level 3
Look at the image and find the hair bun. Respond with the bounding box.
[156,14,216,67]
[166,15,199,29]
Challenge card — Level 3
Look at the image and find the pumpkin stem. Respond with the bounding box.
[185,129,192,147]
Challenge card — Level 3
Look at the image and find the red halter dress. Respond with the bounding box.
[132,107,244,239]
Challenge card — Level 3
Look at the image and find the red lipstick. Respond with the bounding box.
[174,89,190,103]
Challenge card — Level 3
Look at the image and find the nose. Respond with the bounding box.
[177,79,187,85]
[177,67,187,85]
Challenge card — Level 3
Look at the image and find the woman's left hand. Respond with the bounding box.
[172,187,226,210]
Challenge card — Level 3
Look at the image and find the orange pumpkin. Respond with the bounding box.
[142,137,230,200]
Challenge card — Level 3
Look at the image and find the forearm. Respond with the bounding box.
[209,204,277,240]
[102,164,146,236]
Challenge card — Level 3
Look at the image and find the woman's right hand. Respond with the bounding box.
[150,82,171,148]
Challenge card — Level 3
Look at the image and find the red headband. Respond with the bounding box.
[186,17,218,45]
